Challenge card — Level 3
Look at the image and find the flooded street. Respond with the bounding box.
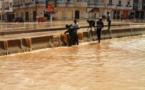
[0,35,145,90]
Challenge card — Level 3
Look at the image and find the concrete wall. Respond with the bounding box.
[1,26,145,56]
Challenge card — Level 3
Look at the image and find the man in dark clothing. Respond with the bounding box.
[107,12,111,31]
[72,19,79,45]
[65,24,75,46]
[64,20,79,46]
[87,19,95,39]
[96,17,104,43]
[107,12,112,38]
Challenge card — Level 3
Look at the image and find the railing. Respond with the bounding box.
[116,5,133,10]
[57,1,88,7]
[75,2,88,7]
[13,1,46,8]
[57,2,74,7]
[88,3,104,8]
[107,4,116,9]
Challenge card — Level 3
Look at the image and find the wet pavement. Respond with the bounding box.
[0,35,145,90]
[1,24,145,41]
[0,20,142,31]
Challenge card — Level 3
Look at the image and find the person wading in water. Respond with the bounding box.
[107,12,112,38]
[96,17,104,43]
[107,12,111,31]
[72,19,79,45]
[65,20,79,46]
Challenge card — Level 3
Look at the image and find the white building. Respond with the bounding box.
[88,0,133,19]
[133,0,145,19]
[12,0,134,21]
[54,0,88,20]
[13,0,88,21]
[0,0,14,22]
[13,0,49,22]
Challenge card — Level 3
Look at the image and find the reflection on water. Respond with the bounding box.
[0,36,145,90]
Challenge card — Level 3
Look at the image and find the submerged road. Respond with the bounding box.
[0,35,145,90]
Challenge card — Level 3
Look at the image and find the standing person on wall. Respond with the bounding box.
[107,12,112,31]
[72,19,79,45]
[96,17,104,43]
[65,19,79,46]
[107,12,112,38]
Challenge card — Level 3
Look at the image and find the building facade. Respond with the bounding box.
[0,0,14,22]
[13,0,46,22]
[53,0,88,20]
[88,0,133,19]
[12,0,134,22]
[13,0,88,21]
[133,0,145,19]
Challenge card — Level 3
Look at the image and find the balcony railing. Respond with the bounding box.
[75,2,88,7]
[13,4,23,8]
[107,3,114,6]
[88,3,104,8]
[116,4,122,7]
[107,3,116,9]
[25,2,33,6]
[116,5,133,10]
[56,1,74,7]
[126,4,132,7]
[13,2,45,9]
[56,1,88,7]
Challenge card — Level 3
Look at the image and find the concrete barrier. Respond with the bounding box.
[7,39,23,54]
[22,38,32,51]
[31,36,53,50]
[0,41,8,55]
[52,36,62,47]
[0,27,145,56]
[78,33,83,40]
[60,34,69,46]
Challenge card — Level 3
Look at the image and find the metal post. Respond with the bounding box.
[46,0,54,23]
[0,0,4,31]
[35,0,37,22]
[33,0,38,30]
[50,13,53,23]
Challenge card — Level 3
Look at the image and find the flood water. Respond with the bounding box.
[0,35,145,90]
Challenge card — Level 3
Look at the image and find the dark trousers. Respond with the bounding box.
[68,33,79,46]
[108,21,111,30]
[96,28,102,43]
[68,35,74,46]
[74,34,79,45]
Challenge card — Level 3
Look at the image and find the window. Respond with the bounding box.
[117,0,122,6]
[109,0,112,5]
[126,0,131,7]
[108,0,113,6]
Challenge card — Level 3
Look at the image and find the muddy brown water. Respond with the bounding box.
[0,35,145,90]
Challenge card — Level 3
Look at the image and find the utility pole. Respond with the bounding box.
[33,0,38,30]
[0,0,4,31]
[46,0,55,23]
[45,0,48,8]
[35,0,38,22]
[0,0,4,22]
[54,0,57,7]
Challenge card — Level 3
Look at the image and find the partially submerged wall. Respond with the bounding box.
[0,27,145,56]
